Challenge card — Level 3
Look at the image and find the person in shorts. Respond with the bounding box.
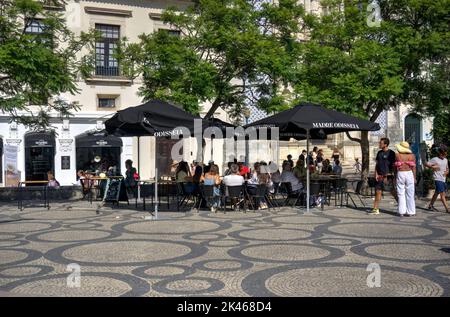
[369,137,397,215]
[426,147,449,213]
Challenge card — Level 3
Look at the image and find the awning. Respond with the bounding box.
[76,130,123,148]
[24,132,56,148]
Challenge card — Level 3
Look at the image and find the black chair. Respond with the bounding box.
[176,182,196,211]
[280,182,304,207]
[310,182,325,210]
[199,184,218,212]
[222,185,244,213]
[79,178,93,204]
[329,178,347,207]
[246,184,270,211]
[141,183,155,211]
[346,180,367,208]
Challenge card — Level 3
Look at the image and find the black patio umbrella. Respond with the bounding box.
[104,100,236,219]
[105,99,203,137]
[75,130,123,148]
[244,102,380,211]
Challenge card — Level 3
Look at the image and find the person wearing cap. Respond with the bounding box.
[394,141,417,217]
[425,147,449,213]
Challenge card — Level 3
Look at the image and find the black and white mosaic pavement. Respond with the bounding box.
[0,199,449,297]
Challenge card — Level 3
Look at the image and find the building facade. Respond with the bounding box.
[0,0,434,186]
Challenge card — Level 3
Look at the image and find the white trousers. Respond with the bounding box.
[396,170,416,215]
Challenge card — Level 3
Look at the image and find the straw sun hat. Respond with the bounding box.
[396,141,412,154]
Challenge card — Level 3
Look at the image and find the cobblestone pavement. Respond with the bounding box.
[0,197,449,297]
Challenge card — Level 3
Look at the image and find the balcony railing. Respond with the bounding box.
[95,66,120,77]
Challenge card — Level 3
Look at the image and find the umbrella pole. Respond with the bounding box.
[306,129,310,213]
[155,168,158,219]
[137,136,141,202]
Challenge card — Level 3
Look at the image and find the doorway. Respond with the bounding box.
[404,114,422,162]
[24,132,55,182]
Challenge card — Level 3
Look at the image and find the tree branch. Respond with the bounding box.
[345,131,361,144]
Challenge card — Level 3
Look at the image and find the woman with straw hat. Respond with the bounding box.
[394,141,417,217]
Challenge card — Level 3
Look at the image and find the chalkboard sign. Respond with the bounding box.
[103,178,128,204]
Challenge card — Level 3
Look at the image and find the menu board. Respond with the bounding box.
[103,178,128,203]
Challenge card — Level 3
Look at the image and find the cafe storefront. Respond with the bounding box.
[24,132,56,182]
[75,131,123,175]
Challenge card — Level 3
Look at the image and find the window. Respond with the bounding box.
[25,19,45,35]
[167,30,181,37]
[24,18,53,47]
[159,29,181,37]
[98,97,116,108]
[95,24,120,76]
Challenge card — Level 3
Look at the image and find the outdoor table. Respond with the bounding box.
[138,179,179,211]
[310,176,348,206]
[17,181,50,211]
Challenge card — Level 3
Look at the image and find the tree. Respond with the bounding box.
[0,0,95,130]
[117,0,305,119]
[293,0,449,188]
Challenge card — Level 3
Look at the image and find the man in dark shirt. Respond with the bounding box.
[370,137,397,215]
[287,155,294,168]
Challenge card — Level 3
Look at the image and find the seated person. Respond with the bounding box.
[201,164,221,212]
[47,171,60,189]
[281,162,303,193]
[322,159,333,174]
[176,161,192,182]
[176,161,194,194]
[293,156,307,179]
[332,160,343,176]
[223,163,245,187]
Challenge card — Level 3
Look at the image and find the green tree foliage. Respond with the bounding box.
[117,0,305,118]
[0,0,96,129]
[293,0,449,183]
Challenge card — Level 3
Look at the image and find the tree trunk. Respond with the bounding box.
[346,130,371,194]
[360,130,371,195]
[204,98,222,119]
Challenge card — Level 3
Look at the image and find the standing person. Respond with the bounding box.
[287,155,294,168]
[332,147,340,163]
[394,142,417,217]
[426,147,449,213]
[299,150,307,167]
[124,159,138,197]
[316,149,324,173]
[369,137,397,215]
[353,158,361,174]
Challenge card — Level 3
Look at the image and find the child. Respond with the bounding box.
[353,158,361,174]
